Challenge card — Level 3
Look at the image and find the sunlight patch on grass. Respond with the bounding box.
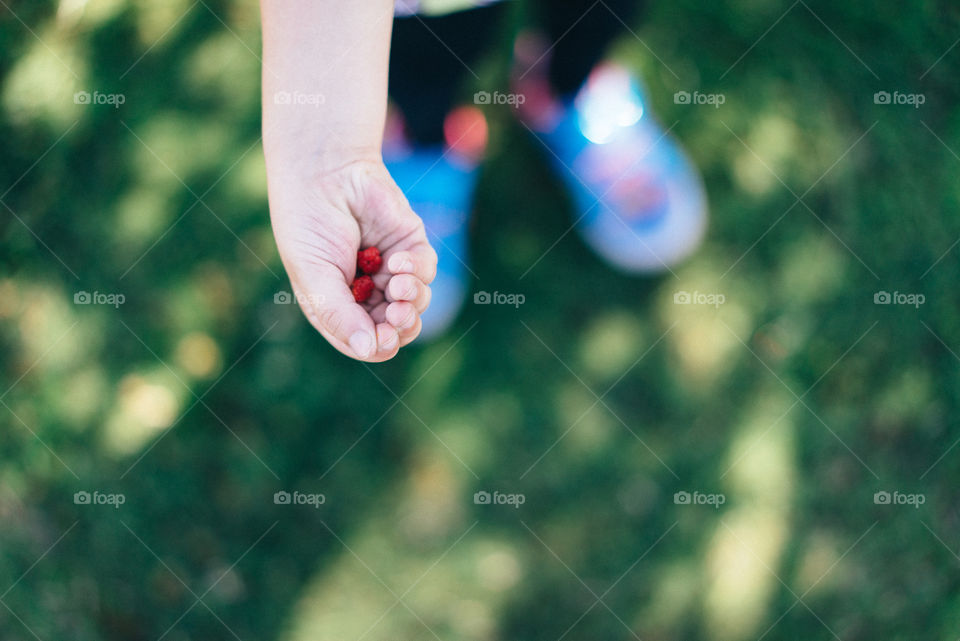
[731,113,800,197]
[283,548,397,641]
[703,388,795,641]
[132,0,195,46]
[221,147,268,204]
[442,393,524,475]
[112,184,177,249]
[704,507,789,641]
[794,530,843,597]
[576,310,647,380]
[161,267,235,335]
[174,331,222,380]
[182,32,260,112]
[776,233,847,307]
[554,383,616,456]
[2,26,86,129]
[127,112,234,191]
[661,259,754,387]
[724,388,796,509]
[59,366,108,429]
[18,284,86,371]
[283,497,522,641]
[57,0,126,30]
[476,546,523,592]
[635,559,700,635]
[102,371,185,456]
[397,451,465,542]
[872,366,933,434]
[751,313,814,365]
[0,279,20,319]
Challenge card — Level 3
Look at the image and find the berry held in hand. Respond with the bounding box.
[351,275,375,303]
[357,247,382,275]
[352,247,383,302]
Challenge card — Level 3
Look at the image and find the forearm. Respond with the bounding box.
[260,0,395,170]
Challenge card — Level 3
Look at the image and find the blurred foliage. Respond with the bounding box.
[2,0,960,640]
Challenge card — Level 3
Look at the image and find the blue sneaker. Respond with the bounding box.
[513,35,707,272]
[383,107,486,339]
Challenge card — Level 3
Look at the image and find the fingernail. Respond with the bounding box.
[390,255,413,273]
[382,329,399,348]
[349,331,374,358]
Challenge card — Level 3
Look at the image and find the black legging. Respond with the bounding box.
[388,0,644,145]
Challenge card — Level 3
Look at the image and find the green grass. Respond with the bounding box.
[1,0,960,639]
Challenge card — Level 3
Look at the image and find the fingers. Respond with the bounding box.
[375,322,400,359]
[385,273,431,312]
[291,265,399,362]
[386,242,438,284]
[379,243,434,341]
[386,301,422,346]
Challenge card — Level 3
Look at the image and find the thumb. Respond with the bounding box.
[290,263,379,360]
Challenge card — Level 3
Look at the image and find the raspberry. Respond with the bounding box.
[351,275,375,303]
[357,247,383,275]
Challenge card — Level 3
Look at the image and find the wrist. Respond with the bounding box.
[262,133,382,178]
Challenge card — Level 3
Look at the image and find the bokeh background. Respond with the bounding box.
[2,0,960,639]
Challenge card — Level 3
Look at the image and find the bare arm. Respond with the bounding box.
[260,0,436,362]
[261,0,394,168]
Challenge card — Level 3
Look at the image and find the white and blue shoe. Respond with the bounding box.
[513,35,708,272]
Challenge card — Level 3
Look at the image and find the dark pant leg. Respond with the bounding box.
[388,5,506,145]
[533,0,645,96]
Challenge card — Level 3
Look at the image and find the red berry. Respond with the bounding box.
[351,275,375,303]
[357,247,383,275]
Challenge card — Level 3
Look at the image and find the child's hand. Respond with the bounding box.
[267,157,437,362]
